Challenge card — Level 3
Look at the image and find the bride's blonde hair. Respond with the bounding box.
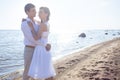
[40,7,50,21]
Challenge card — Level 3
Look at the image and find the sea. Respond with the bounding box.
[0,29,120,76]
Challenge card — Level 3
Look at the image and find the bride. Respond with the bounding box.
[27,7,56,80]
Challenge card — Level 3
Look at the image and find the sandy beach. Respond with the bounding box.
[1,37,120,80]
[55,37,120,80]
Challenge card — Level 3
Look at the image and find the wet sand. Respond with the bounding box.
[1,37,120,80]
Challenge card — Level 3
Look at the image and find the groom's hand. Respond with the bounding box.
[45,43,51,51]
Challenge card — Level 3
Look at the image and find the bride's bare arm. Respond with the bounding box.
[27,21,39,40]
[28,22,48,40]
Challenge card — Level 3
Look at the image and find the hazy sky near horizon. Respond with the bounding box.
[0,0,120,33]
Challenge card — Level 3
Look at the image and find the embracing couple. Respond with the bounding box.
[21,3,56,80]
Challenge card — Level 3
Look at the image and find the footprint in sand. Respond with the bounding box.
[57,66,66,69]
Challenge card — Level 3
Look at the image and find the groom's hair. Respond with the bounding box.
[24,3,35,13]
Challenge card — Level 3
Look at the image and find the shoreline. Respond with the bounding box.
[0,37,120,80]
[53,37,116,61]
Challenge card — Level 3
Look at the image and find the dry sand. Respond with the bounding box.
[1,37,120,80]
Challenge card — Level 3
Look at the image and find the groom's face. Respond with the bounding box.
[26,8,36,17]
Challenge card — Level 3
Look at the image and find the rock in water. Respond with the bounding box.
[105,33,108,35]
[79,33,86,38]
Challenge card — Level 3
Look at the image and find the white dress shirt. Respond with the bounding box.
[21,18,39,46]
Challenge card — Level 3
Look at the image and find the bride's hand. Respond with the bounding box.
[21,18,34,30]
[27,21,34,30]
[22,18,26,22]
[45,43,51,51]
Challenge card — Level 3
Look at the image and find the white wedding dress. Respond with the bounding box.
[28,27,56,79]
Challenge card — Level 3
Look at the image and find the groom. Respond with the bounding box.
[21,3,51,80]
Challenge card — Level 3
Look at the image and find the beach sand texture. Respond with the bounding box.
[1,37,120,80]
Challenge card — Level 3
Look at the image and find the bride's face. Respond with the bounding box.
[39,9,48,20]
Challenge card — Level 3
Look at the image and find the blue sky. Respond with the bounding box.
[0,0,120,32]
